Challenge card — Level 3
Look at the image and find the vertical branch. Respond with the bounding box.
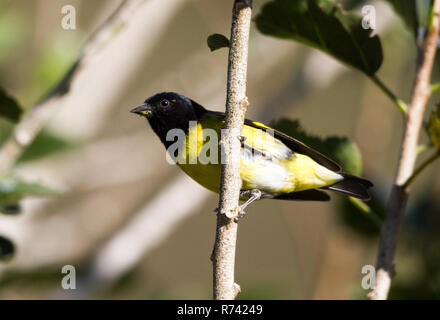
[212,0,252,300]
[369,0,440,300]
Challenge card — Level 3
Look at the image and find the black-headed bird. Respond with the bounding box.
[131,92,372,215]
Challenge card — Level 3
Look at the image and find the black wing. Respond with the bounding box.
[244,119,341,172]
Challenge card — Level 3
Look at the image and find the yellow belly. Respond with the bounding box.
[177,161,222,194]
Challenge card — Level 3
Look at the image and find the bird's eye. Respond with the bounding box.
[160,99,170,108]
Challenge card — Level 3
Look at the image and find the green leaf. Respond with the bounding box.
[207,33,230,52]
[0,175,59,209]
[322,136,363,175]
[0,123,73,162]
[0,88,23,123]
[255,0,383,75]
[270,118,363,175]
[0,235,14,261]
[18,130,73,162]
[385,0,419,38]
[426,104,440,148]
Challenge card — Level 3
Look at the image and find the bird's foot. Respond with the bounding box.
[235,205,247,222]
[215,189,262,221]
[235,189,262,221]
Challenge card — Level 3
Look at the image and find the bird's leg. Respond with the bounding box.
[238,189,262,219]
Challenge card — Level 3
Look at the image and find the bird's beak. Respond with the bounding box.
[130,103,152,118]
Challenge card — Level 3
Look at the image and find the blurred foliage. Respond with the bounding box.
[416,0,440,70]
[0,121,73,163]
[271,118,384,237]
[18,130,73,163]
[271,118,362,175]
[237,283,284,300]
[416,0,433,29]
[339,0,367,10]
[0,0,437,299]
[348,194,440,300]
[0,88,22,122]
[0,6,28,64]
[256,0,383,75]
[0,2,78,267]
[0,203,20,215]
[320,138,362,175]
[388,194,440,299]
[207,33,229,52]
[426,104,440,148]
[0,235,14,261]
[33,35,79,100]
[0,175,59,212]
[339,195,384,238]
[385,0,418,39]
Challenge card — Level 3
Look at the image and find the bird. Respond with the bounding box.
[131,92,373,216]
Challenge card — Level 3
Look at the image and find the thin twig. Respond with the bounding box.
[403,149,440,188]
[369,0,440,300]
[0,0,147,174]
[212,0,252,300]
[370,75,408,114]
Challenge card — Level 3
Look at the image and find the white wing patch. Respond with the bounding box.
[240,151,293,192]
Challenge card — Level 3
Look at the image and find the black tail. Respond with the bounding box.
[273,189,330,201]
[323,173,373,200]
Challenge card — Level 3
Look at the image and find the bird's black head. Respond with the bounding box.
[130,92,206,147]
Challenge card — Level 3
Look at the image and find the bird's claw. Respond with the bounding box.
[235,206,246,222]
